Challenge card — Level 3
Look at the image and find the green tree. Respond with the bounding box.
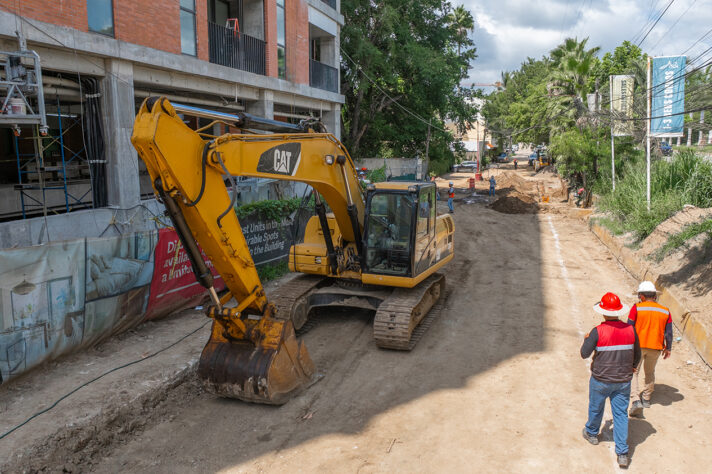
[341,0,477,172]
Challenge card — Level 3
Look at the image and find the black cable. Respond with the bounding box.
[0,320,210,441]
[184,141,211,207]
[637,0,676,47]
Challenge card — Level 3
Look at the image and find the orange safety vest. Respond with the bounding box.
[633,301,671,350]
[448,188,454,198]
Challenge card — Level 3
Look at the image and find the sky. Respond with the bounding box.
[458,0,712,89]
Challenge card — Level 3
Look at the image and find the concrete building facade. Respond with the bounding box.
[0,0,343,221]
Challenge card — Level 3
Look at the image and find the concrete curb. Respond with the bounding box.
[589,222,712,366]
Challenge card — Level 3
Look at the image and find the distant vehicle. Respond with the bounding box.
[452,160,478,173]
[528,153,537,167]
[512,144,519,152]
[497,152,508,163]
[660,141,673,156]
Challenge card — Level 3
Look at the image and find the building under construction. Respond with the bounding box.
[0,0,343,223]
[0,0,343,384]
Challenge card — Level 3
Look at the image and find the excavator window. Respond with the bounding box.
[364,192,414,276]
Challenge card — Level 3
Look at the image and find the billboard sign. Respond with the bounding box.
[610,75,635,136]
[651,56,686,137]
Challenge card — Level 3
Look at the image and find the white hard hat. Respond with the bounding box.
[636,281,658,294]
[449,181,453,185]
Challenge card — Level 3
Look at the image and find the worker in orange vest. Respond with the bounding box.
[627,281,672,408]
[447,181,455,213]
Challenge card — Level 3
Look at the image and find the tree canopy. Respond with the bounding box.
[340,0,478,173]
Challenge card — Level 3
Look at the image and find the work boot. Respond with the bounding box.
[582,428,599,445]
[617,453,630,468]
[641,398,651,408]
[629,399,644,418]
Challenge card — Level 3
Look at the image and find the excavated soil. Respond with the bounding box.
[490,192,539,214]
[638,205,712,256]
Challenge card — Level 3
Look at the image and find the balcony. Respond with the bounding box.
[208,21,266,75]
[310,59,338,93]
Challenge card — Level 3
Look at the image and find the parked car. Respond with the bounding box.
[660,141,673,156]
[452,160,478,172]
[497,153,508,163]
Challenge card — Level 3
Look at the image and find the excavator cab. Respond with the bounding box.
[363,182,444,279]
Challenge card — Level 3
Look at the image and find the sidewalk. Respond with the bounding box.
[0,308,210,472]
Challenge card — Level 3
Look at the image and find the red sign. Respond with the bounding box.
[144,228,224,319]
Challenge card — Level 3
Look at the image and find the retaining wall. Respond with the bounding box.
[590,222,712,366]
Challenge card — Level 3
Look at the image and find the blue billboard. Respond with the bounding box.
[651,56,686,137]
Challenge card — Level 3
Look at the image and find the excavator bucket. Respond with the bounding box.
[197,318,315,405]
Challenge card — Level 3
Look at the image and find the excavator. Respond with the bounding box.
[131,97,455,405]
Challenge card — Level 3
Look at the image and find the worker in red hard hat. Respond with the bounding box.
[580,292,641,469]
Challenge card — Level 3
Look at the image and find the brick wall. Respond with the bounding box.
[114,0,180,55]
[1,0,207,60]
[0,0,88,32]
[285,0,308,85]
[264,0,278,77]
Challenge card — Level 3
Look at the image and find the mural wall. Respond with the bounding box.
[0,213,299,384]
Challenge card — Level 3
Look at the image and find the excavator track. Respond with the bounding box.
[373,274,446,350]
[270,274,326,329]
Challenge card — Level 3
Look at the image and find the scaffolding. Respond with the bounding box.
[12,98,92,218]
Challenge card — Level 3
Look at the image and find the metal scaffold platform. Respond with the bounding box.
[12,98,92,218]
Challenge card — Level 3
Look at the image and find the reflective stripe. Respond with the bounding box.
[638,306,670,315]
[595,344,634,351]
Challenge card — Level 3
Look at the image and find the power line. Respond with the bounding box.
[682,27,712,55]
[636,0,676,47]
[340,46,452,134]
[649,0,698,52]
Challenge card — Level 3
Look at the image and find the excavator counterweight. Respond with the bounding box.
[131,97,454,405]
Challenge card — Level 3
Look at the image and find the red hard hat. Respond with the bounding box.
[593,292,627,317]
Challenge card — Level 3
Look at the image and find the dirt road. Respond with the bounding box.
[86,166,711,472]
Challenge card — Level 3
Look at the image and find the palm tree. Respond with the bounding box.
[448,5,474,56]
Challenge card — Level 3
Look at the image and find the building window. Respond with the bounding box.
[180,0,197,56]
[276,0,286,78]
[87,0,114,36]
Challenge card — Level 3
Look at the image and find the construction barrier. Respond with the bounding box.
[0,213,300,384]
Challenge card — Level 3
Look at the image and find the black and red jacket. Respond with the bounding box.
[581,320,641,383]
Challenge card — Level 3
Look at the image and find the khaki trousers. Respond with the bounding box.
[635,348,661,400]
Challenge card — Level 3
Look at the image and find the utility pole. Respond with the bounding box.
[646,57,652,212]
[609,77,615,191]
[424,119,431,179]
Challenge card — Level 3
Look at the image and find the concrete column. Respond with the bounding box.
[245,90,274,119]
[322,103,341,140]
[101,59,140,209]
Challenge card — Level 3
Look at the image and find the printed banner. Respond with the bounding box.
[651,56,686,137]
[610,75,635,136]
[144,228,224,319]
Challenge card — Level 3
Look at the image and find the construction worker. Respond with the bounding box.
[581,292,641,469]
[627,281,672,408]
[488,175,496,197]
[513,158,518,170]
[447,181,455,213]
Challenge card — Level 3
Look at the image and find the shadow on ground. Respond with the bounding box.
[91,184,547,472]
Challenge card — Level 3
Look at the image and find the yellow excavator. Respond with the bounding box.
[131,97,454,405]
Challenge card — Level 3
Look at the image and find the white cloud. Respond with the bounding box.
[458,0,712,87]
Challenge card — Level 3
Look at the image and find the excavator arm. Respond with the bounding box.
[132,97,364,404]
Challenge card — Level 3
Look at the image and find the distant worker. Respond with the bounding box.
[627,281,672,409]
[581,292,640,469]
[489,175,496,197]
[575,187,585,207]
[447,181,455,213]
[513,158,518,170]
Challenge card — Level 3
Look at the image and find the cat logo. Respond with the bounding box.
[274,149,291,173]
[256,143,301,176]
